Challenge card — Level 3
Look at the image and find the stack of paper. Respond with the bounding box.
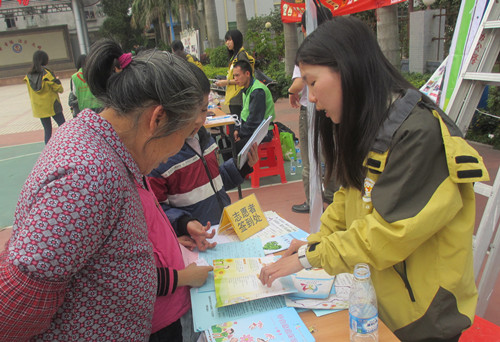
[204,307,315,342]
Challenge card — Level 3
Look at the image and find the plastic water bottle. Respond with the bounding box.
[290,156,296,176]
[295,147,302,168]
[349,263,378,342]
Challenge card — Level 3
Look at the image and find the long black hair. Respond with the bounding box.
[29,50,49,74]
[296,17,415,191]
[84,39,203,145]
[224,29,243,61]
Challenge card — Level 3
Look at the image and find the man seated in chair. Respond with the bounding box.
[223,60,276,160]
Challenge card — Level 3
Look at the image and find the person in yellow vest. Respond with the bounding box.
[171,40,203,70]
[222,60,274,160]
[24,50,65,144]
[69,54,103,117]
[214,30,255,117]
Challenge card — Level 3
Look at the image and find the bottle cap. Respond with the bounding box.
[353,263,371,279]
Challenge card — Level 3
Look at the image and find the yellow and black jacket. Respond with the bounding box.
[306,89,489,341]
[24,67,64,119]
[226,48,255,107]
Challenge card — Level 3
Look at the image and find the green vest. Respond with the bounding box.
[71,69,102,110]
[241,79,275,130]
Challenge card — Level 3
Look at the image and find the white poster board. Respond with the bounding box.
[180,29,200,59]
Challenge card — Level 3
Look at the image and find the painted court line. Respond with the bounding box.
[0,151,41,163]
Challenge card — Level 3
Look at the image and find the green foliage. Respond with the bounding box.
[203,65,228,79]
[247,7,283,35]
[466,86,500,149]
[205,46,229,68]
[98,0,143,51]
[261,60,292,100]
[402,72,432,89]
[246,8,284,69]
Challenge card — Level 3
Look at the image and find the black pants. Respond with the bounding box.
[149,319,182,342]
[221,129,274,162]
[40,112,65,144]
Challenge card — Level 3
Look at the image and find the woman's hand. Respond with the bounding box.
[178,263,213,288]
[215,80,228,87]
[186,220,217,251]
[283,239,307,257]
[246,143,259,167]
[177,235,197,251]
[259,253,304,287]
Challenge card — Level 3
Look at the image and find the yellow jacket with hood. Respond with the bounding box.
[24,67,64,119]
[225,47,255,106]
[305,89,489,341]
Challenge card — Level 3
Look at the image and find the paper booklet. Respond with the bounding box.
[285,273,353,311]
[237,115,273,169]
[287,268,335,300]
[213,256,297,308]
[204,307,315,342]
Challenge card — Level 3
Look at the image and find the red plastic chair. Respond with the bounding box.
[249,123,287,188]
[459,316,500,341]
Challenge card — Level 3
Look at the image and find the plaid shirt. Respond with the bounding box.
[0,110,157,341]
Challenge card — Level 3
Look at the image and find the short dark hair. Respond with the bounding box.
[84,39,203,146]
[300,6,333,31]
[76,54,87,70]
[171,40,184,52]
[296,17,415,190]
[233,59,252,77]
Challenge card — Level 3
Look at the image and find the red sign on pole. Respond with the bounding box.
[281,0,407,23]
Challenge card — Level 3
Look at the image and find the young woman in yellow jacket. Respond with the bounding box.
[24,50,65,144]
[260,17,489,342]
[214,29,254,116]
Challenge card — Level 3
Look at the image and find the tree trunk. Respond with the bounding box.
[188,1,198,29]
[159,16,168,45]
[179,1,188,32]
[203,0,219,49]
[376,4,401,70]
[235,0,248,41]
[283,22,298,76]
[197,0,208,53]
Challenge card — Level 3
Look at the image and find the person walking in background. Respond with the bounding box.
[0,39,204,341]
[289,7,334,214]
[24,50,65,144]
[171,39,203,69]
[214,29,255,116]
[260,17,489,341]
[68,54,103,117]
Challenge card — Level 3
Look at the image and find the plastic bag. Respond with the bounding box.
[280,132,297,161]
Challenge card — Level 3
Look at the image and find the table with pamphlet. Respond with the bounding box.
[188,204,400,342]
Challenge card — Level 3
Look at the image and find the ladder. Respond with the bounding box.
[446,0,500,134]
[473,166,500,316]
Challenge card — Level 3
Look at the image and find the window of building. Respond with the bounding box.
[5,15,16,29]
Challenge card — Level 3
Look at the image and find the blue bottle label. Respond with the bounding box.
[349,313,378,334]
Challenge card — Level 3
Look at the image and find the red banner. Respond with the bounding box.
[281,0,407,23]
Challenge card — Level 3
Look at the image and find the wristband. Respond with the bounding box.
[288,91,295,95]
[298,245,313,270]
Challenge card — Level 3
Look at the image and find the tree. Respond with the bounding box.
[283,22,298,76]
[235,0,248,39]
[204,0,219,49]
[178,0,188,31]
[376,4,400,69]
[99,0,143,50]
[131,0,170,46]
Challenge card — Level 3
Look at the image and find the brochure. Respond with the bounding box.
[285,273,353,310]
[237,115,273,169]
[213,256,297,307]
[204,307,315,342]
[287,268,335,299]
[262,229,309,255]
